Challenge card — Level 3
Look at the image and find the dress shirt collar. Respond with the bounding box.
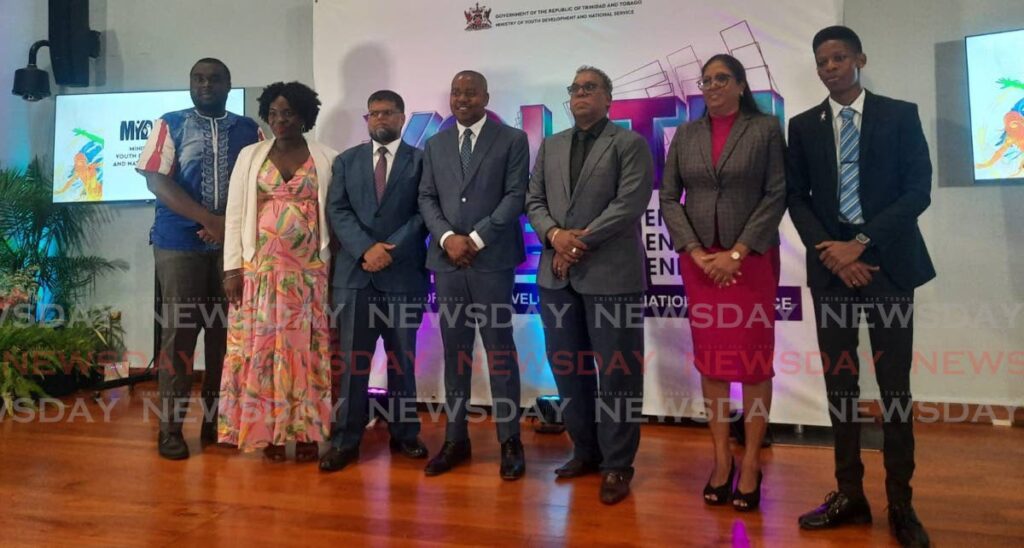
[829,88,866,121]
[456,116,487,138]
[371,138,400,157]
[574,116,609,139]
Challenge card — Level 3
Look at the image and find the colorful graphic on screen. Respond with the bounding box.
[54,129,104,201]
[967,28,1024,183]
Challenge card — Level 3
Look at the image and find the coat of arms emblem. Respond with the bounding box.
[464,3,492,31]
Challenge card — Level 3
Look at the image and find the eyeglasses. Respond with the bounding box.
[566,82,603,96]
[367,109,401,119]
[697,74,734,90]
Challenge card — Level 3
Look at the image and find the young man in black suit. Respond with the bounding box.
[787,26,934,547]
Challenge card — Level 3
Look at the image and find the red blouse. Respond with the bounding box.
[710,110,739,166]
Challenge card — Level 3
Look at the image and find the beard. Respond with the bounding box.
[370,126,399,144]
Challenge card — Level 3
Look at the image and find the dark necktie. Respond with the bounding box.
[460,128,473,176]
[374,146,387,203]
[569,130,592,195]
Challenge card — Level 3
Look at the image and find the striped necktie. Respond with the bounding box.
[838,107,864,224]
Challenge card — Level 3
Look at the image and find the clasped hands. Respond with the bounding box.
[363,242,397,272]
[685,247,744,288]
[815,239,878,289]
[442,235,479,268]
[548,228,590,280]
[196,215,225,244]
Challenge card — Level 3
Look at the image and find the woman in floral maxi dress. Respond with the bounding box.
[219,82,337,461]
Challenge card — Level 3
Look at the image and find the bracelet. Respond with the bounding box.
[549,228,561,244]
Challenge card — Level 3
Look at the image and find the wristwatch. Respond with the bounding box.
[854,233,871,246]
[730,250,742,261]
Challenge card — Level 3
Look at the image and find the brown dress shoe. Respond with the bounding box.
[600,469,634,505]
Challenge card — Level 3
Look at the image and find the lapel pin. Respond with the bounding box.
[820,110,827,122]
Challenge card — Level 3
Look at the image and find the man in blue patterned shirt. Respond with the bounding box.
[136,58,262,460]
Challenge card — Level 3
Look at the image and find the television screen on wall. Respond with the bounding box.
[966,28,1024,184]
[52,89,245,203]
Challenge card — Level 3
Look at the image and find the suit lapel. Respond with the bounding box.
[693,118,715,180]
[557,132,572,202]
[714,113,751,174]
[378,142,410,209]
[357,143,379,213]
[817,99,840,213]
[460,120,498,192]
[858,91,878,181]
[570,122,616,203]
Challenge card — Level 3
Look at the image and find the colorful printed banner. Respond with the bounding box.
[314,0,841,424]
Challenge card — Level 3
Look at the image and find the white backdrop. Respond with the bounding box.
[312,0,843,425]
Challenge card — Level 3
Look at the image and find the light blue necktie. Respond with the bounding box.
[460,128,473,176]
[838,107,864,224]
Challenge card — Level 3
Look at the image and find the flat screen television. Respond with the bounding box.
[52,89,245,203]
[966,28,1024,184]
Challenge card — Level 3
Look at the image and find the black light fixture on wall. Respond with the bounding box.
[11,0,101,101]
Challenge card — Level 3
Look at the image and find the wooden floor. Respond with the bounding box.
[1,383,1022,547]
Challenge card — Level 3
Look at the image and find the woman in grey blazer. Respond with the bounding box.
[659,54,786,512]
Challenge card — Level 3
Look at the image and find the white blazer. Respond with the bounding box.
[223,138,339,271]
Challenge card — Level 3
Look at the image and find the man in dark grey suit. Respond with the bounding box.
[320,90,429,472]
[418,70,529,479]
[526,66,654,505]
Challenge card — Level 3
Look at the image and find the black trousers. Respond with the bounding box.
[330,286,424,450]
[811,265,916,504]
[539,286,644,473]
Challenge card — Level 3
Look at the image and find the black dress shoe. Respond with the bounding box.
[888,502,931,547]
[319,447,359,472]
[389,437,428,459]
[798,491,872,530]
[499,438,525,480]
[554,458,601,478]
[158,432,189,460]
[600,469,634,505]
[424,439,471,476]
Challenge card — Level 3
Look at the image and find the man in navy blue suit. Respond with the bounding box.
[321,90,429,472]
[787,26,934,547]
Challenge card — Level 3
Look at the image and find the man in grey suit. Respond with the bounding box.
[320,90,429,473]
[418,70,530,479]
[526,66,654,505]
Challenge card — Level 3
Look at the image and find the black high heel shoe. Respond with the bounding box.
[732,471,763,512]
[703,459,735,505]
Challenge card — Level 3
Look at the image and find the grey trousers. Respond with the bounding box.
[153,247,227,435]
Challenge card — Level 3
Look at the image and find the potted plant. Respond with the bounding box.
[0,159,129,412]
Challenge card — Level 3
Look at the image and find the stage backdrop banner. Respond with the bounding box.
[313,0,841,425]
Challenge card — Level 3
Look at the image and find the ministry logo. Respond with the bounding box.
[464,2,492,31]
